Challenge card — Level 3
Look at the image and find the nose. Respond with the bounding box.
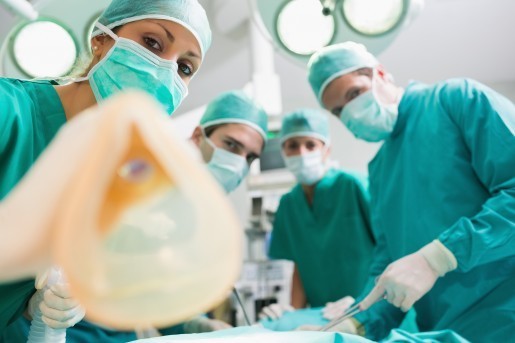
[298,145,309,155]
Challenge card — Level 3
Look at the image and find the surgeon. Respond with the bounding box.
[259,108,375,329]
[0,0,212,339]
[306,41,515,341]
[190,90,268,194]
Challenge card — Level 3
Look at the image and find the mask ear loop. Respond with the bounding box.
[201,127,220,153]
[29,22,120,84]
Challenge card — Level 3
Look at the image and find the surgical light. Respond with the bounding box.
[251,0,424,64]
[342,0,406,36]
[276,0,335,56]
[11,20,77,78]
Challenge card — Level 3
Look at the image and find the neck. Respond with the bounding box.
[54,81,97,121]
[301,183,316,205]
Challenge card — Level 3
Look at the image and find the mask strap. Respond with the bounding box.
[94,22,119,41]
[200,128,217,150]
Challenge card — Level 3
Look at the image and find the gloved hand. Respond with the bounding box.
[28,283,85,329]
[258,303,295,320]
[322,296,355,320]
[183,316,232,333]
[360,240,457,312]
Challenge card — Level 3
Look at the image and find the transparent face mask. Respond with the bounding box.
[0,91,242,330]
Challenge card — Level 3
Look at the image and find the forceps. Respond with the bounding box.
[318,302,363,332]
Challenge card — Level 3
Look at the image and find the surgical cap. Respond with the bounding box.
[308,41,378,104]
[280,108,330,145]
[92,0,211,58]
[200,91,269,142]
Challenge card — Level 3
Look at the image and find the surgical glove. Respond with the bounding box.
[360,240,457,312]
[183,317,232,333]
[322,296,355,320]
[258,303,295,320]
[28,283,85,329]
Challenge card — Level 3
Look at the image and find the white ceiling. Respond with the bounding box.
[1,0,514,115]
[179,0,515,115]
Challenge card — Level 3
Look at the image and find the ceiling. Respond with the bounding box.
[1,0,514,114]
[180,0,515,115]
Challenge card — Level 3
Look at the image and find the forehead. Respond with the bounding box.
[125,19,202,60]
[213,123,264,152]
[283,136,325,145]
[321,72,371,108]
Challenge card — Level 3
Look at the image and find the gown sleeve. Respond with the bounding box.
[437,79,515,272]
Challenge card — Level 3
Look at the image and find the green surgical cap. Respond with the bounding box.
[280,108,330,145]
[308,41,378,104]
[200,91,269,142]
[92,0,211,58]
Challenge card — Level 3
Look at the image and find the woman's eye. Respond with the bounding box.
[178,62,193,76]
[348,89,361,101]
[143,37,162,52]
[331,107,342,117]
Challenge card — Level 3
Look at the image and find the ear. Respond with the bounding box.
[190,126,203,147]
[324,144,331,159]
[90,35,112,57]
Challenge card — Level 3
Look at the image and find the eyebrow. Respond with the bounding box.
[153,22,201,61]
[225,136,260,158]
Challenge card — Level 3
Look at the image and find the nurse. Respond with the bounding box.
[307,41,515,341]
[0,0,211,339]
[260,108,375,329]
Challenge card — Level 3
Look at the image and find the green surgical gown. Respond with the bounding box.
[0,78,66,333]
[269,168,375,306]
[354,79,515,341]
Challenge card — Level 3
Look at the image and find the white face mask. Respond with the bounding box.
[284,150,327,185]
[204,134,249,193]
[340,73,399,142]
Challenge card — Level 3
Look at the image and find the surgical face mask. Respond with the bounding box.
[284,150,327,186]
[78,23,188,115]
[340,76,399,142]
[204,133,249,193]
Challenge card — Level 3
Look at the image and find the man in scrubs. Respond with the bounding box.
[260,108,375,331]
[306,41,515,341]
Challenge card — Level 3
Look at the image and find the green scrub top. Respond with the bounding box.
[0,78,66,332]
[354,79,515,341]
[269,168,375,307]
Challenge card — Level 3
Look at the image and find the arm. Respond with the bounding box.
[439,79,515,271]
[353,228,406,340]
[290,264,307,309]
[358,80,515,335]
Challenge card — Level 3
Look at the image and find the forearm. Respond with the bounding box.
[290,265,307,309]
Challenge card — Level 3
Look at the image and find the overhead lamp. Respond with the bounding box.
[251,0,424,64]
[0,0,111,79]
[276,0,335,56]
[11,19,77,78]
[342,0,406,36]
